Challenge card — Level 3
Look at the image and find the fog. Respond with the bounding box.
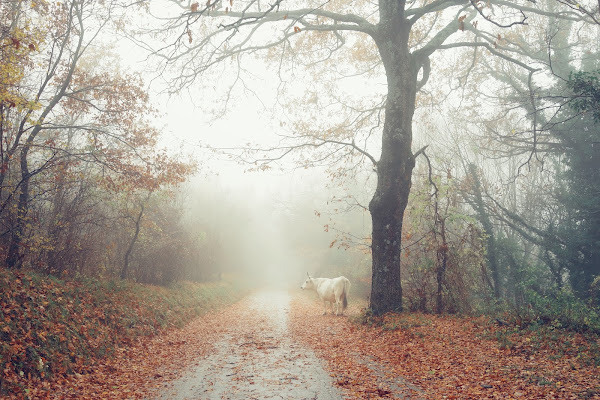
[4,0,598,314]
[137,53,375,292]
[180,159,371,294]
[111,0,600,310]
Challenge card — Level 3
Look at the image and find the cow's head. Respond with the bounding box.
[301,273,314,290]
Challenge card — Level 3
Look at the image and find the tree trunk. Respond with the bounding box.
[368,18,418,315]
[121,201,146,280]
[436,217,448,314]
[468,164,501,299]
[6,146,32,269]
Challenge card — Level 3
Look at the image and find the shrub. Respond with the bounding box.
[512,288,600,334]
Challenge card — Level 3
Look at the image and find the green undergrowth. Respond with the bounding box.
[0,268,246,394]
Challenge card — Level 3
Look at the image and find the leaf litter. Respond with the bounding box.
[290,292,600,399]
[12,287,599,399]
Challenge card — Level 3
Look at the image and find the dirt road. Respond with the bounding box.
[155,290,342,400]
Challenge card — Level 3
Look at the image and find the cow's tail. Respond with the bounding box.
[342,278,351,311]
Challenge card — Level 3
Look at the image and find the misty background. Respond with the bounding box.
[1,0,599,317]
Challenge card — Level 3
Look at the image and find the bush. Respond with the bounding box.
[512,288,600,334]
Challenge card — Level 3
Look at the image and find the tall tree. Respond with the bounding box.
[148,0,596,313]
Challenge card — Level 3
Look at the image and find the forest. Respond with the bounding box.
[1,0,599,398]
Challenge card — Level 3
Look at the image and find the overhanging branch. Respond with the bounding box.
[469,0,528,28]
[437,41,539,73]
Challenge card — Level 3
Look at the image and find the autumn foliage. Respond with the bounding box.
[291,293,600,399]
[0,0,201,280]
[2,281,598,399]
[0,268,245,397]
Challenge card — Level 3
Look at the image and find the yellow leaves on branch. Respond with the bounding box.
[1,31,40,115]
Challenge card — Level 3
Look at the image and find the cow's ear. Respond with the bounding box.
[306,272,311,278]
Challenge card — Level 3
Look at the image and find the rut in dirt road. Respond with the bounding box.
[156,290,342,400]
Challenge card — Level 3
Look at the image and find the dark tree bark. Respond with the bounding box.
[121,202,145,280]
[121,191,152,280]
[368,14,419,314]
[435,217,448,314]
[5,150,31,269]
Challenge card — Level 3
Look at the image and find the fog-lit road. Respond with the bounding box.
[156,290,342,400]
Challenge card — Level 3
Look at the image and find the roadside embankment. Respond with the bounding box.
[0,268,246,398]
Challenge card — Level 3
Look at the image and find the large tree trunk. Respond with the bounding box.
[368,16,418,315]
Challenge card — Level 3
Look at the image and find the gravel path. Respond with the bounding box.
[155,290,342,400]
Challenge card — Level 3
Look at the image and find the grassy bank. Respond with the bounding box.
[0,268,246,396]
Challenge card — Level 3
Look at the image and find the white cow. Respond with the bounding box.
[301,273,351,315]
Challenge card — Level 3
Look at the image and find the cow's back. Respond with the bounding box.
[315,279,336,302]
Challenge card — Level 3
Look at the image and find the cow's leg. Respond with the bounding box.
[323,301,328,315]
[331,293,337,315]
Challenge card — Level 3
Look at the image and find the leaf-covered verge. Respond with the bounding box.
[290,293,600,399]
[0,268,245,398]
